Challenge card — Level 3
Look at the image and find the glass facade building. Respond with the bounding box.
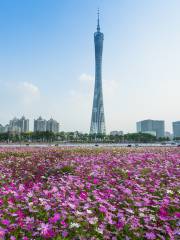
[173,121,180,138]
[90,12,106,134]
[136,119,165,138]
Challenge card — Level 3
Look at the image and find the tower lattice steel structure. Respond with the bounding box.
[90,10,106,134]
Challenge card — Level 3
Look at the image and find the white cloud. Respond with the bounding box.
[18,81,39,95]
[17,81,40,104]
[79,73,94,84]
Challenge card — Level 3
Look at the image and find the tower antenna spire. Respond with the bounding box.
[97,8,100,31]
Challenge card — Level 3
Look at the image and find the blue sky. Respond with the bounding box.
[0,0,180,133]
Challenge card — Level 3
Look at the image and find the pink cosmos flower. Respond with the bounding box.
[145,232,156,239]
[99,205,107,213]
[0,199,3,206]
[112,237,117,240]
[116,221,124,230]
[51,186,58,193]
[124,188,132,195]
[1,219,10,226]
[0,228,5,239]
[174,212,180,218]
[159,207,169,220]
[62,230,68,237]
[19,184,25,191]
[80,191,87,200]
[93,178,99,184]
[10,237,16,240]
[49,213,60,223]
[60,220,67,227]
[165,225,174,240]
[39,223,55,238]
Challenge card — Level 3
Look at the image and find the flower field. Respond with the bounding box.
[0,147,179,240]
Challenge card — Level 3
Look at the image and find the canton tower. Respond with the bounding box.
[90,10,106,134]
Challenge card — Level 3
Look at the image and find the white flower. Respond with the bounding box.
[139,213,145,217]
[96,228,103,234]
[69,203,76,209]
[27,191,33,198]
[76,211,83,215]
[126,209,134,214]
[87,209,92,214]
[88,217,98,224]
[70,222,80,228]
[149,214,156,221]
[167,189,173,194]
[28,202,33,207]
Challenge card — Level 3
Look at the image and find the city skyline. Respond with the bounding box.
[1,1,180,132]
[0,116,59,134]
[0,116,178,137]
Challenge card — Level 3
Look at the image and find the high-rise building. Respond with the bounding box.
[110,131,124,136]
[46,118,59,133]
[9,117,20,133]
[19,116,29,132]
[137,119,165,138]
[4,125,10,133]
[34,117,47,132]
[90,10,106,134]
[0,124,5,133]
[9,116,29,133]
[172,121,180,138]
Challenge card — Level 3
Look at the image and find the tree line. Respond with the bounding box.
[0,131,170,143]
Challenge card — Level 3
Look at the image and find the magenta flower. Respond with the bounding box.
[145,232,156,239]
[79,191,87,200]
[49,213,61,223]
[10,237,16,240]
[124,188,132,195]
[159,207,168,220]
[0,228,6,238]
[174,212,180,218]
[1,219,10,226]
[116,221,124,230]
[99,205,107,213]
[93,178,99,184]
[39,223,55,238]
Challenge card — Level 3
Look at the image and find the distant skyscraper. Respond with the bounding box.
[34,117,47,132]
[0,124,5,133]
[110,131,124,136]
[19,116,29,133]
[90,10,106,134]
[172,121,180,138]
[137,119,165,138]
[46,118,59,133]
[9,117,21,133]
[9,116,29,133]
